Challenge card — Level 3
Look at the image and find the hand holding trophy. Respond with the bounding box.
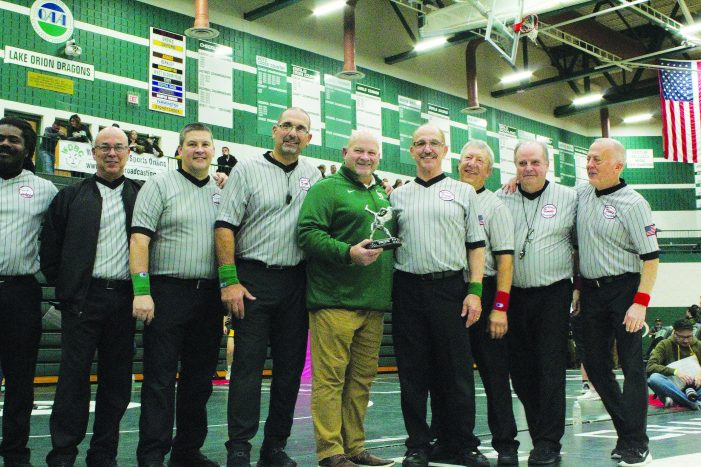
[364,205,402,250]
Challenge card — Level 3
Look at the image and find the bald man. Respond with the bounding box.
[298,130,395,467]
[391,124,487,467]
[575,138,659,467]
[41,127,141,467]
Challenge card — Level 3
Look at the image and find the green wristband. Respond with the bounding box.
[468,282,483,298]
[219,264,240,288]
[131,272,151,296]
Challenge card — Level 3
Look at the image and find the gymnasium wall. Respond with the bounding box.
[0,0,698,312]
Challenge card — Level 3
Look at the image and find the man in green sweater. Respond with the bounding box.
[298,130,396,467]
[646,318,701,410]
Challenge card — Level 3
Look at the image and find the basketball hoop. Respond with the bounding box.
[514,13,539,42]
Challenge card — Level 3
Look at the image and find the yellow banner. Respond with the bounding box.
[27,71,74,94]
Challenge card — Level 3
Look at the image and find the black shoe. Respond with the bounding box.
[257,446,297,467]
[139,463,165,467]
[528,447,561,465]
[618,448,652,466]
[429,442,456,463]
[169,451,219,467]
[47,462,74,467]
[402,448,428,467]
[611,448,623,460]
[227,450,252,467]
[497,450,519,465]
[457,448,489,467]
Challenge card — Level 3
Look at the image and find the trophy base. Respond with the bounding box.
[367,237,402,250]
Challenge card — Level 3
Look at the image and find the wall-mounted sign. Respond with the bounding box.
[149,28,186,117]
[27,71,74,94]
[4,46,93,81]
[127,93,140,105]
[30,0,74,43]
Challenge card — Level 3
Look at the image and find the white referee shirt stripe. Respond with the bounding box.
[473,187,515,278]
[217,152,322,267]
[391,174,485,275]
[0,170,57,275]
[131,169,221,279]
[498,181,576,288]
[576,181,660,279]
[92,179,129,280]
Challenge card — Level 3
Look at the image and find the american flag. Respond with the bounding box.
[645,224,657,237]
[659,59,700,163]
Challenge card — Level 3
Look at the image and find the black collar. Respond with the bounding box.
[595,179,627,197]
[264,151,298,173]
[476,186,486,194]
[95,175,125,189]
[177,168,210,187]
[0,166,23,180]
[518,180,549,200]
[414,173,446,188]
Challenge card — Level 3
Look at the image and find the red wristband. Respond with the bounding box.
[573,276,583,290]
[633,292,650,307]
[493,291,510,312]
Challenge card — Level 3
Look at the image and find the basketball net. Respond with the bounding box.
[514,13,539,42]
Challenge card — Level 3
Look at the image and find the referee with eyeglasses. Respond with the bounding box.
[497,140,576,465]
[215,107,321,467]
[42,127,140,467]
[575,138,659,467]
[391,124,488,467]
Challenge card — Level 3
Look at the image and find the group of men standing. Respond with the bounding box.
[0,105,659,467]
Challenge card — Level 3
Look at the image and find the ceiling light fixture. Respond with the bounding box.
[414,36,447,52]
[623,113,653,124]
[313,0,346,17]
[501,70,533,84]
[572,93,603,106]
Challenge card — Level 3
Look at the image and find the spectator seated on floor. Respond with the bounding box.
[646,318,701,410]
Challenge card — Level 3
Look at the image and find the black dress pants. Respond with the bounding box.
[0,276,42,464]
[507,279,571,452]
[47,281,135,465]
[393,271,479,452]
[136,277,223,464]
[581,273,648,451]
[226,261,308,454]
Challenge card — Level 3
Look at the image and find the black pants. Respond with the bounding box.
[508,279,571,452]
[581,274,648,451]
[393,271,478,451]
[47,281,135,465]
[430,276,518,454]
[136,277,223,464]
[0,276,42,464]
[226,262,308,453]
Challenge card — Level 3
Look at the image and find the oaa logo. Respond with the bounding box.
[30,1,74,43]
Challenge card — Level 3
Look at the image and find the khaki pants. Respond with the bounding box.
[309,308,384,460]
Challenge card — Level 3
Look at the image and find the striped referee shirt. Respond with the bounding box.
[473,187,515,278]
[92,178,129,280]
[131,169,221,279]
[0,170,57,275]
[498,181,576,288]
[391,174,485,275]
[576,180,659,278]
[216,152,322,267]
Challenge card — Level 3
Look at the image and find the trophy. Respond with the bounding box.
[364,205,402,250]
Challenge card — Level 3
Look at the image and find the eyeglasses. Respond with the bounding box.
[95,144,129,154]
[277,122,309,135]
[674,332,693,340]
[412,139,444,150]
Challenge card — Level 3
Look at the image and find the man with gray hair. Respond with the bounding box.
[497,140,576,465]
[298,129,396,467]
[575,138,659,466]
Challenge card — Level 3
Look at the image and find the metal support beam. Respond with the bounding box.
[553,79,659,117]
[492,45,693,97]
[244,0,301,21]
[389,0,417,44]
